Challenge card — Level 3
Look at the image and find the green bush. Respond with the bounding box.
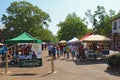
[107,53,120,67]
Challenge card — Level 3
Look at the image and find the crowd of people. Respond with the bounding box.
[0,42,110,65]
[0,44,38,65]
[46,43,86,61]
[44,42,109,61]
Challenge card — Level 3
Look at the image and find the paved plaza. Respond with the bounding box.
[0,50,120,80]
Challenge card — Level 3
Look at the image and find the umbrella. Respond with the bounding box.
[0,43,4,46]
[58,40,67,43]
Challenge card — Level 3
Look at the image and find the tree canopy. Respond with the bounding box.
[57,13,89,41]
[85,6,116,36]
[1,1,53,42]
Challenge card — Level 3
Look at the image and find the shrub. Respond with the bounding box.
[107,53,120,67]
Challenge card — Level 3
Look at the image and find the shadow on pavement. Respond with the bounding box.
[74,59,107,65]
[41,72,52,77]
[104,67,120,77]
[11,73,37,76]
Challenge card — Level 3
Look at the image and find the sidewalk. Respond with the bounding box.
[0,50,120,80]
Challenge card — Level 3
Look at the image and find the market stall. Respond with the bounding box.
[80,34,112,60]
[5,32,42,68]
[82,34,112,42]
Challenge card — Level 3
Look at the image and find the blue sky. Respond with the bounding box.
[0,0,120,35]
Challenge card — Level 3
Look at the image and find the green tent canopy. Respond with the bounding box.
[6,32,42,43]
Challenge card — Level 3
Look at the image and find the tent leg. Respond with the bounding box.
[51,54,54,73]
[5,52,8,73]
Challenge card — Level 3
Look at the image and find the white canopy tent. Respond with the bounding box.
[68,37,79,43]
[82,34,112,42]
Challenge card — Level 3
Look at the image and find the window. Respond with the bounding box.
[119,20,120,28]
[113,21,117,30]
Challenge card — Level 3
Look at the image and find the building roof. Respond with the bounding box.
[112,13,120,21]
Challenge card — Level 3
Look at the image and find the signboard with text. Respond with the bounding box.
[19,58,42,67]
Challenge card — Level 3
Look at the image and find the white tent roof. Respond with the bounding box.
[82,34,112,42]
[68,37,79,43]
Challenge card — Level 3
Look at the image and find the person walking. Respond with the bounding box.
[48,44,53,56]
[79,44,85,61]
[56,45,60,59]
[66,44,70,61]
[63,45,67,59]
[70,44,76,61]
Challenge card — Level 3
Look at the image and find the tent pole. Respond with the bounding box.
[5,52,8,73]
[51,54,54,73]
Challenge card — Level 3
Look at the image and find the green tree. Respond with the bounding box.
[32,27,54,42]
[85,6,116,36]
[57,13,89,41]
[1,1,51,39]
